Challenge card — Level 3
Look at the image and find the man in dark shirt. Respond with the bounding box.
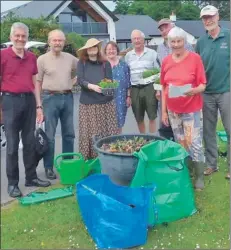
[0,22,50,198]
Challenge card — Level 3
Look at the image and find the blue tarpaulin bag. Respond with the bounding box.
[76,174,157,249]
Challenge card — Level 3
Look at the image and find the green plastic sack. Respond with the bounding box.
[131,140,197,225]
[217,131,228,142]
[18,186,73,205]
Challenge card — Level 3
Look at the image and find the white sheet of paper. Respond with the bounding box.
[169,84,192,98]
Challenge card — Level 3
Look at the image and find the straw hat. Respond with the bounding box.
[77,38,102,57]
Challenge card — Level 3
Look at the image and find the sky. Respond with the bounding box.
[1,0,116,12]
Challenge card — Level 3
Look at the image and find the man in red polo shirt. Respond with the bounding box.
[0,22,50,198]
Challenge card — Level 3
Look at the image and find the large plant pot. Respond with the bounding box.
[93,134,164,186]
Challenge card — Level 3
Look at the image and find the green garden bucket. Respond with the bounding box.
[54,153,89,185]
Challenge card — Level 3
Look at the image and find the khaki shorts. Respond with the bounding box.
[131,84,158,123]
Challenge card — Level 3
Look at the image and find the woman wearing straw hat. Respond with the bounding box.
[77,38,119,160]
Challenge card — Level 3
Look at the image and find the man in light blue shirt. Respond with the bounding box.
[157,18,194,64]
[125,29,159,133]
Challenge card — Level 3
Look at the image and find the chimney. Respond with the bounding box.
[170,11,176,22]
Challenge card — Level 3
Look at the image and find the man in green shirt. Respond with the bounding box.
[195,5,230,179]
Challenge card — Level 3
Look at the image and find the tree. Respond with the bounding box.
[65,32,87,56]
[1,14,60,43]
[127,1,146,15]
[143,1,181,21]
[1,15,87,57]
[113,0,217,21]
[127,1,181,21]
[194,0,230,20]
[113,0,133,14]
[177,3,200,20]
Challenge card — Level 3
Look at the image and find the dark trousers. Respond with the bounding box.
[2,93,37,185]
[157,99,174,140]
[203,92,230,169]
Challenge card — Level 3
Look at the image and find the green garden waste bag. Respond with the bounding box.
[131,140,197,225]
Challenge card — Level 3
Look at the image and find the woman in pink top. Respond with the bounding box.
[161,27,207,191]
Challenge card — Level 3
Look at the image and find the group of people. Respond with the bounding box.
[0,4,229,198]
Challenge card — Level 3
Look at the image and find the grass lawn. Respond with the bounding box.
[1,121,230,249]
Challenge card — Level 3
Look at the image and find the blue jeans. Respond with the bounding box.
[42,92,75,169]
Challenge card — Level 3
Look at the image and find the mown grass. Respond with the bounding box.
[1,121,229,249]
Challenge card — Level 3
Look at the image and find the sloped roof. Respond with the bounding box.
[176,20,230,37]
[115,14,161,40]
[1,1,64,19]
[1,0,118,21]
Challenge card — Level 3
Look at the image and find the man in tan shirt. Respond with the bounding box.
[36,29,78,180]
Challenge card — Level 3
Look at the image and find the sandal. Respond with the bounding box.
[204,167,218,176]
[225,173,230,180]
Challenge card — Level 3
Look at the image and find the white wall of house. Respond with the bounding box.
[87,0,116,41]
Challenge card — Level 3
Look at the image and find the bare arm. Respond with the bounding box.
[161,86,169,126]
[33,75,42,107]
[71,56,78,86]
[161,86,167,115]
[160,61,169,126]
[34,56,44,123]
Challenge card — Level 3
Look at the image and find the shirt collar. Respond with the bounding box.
[207,26,225,39]
[131,46,148,55]
[8,46,28,59]
[163,40,169,47]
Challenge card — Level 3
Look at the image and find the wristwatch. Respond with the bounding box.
[36,106,43,109]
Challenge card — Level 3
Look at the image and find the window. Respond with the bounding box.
[118,43,127,51]
[72,15,81,23]
[59,13,71,23]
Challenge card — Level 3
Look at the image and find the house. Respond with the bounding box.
[2,2,230,47]
[1,0,118,42]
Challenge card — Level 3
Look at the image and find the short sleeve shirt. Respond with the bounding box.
[0,47,38,93]
[125,47,159,86]
[37,51,78,91]
[160,52,207,113]
[195,28,230,94]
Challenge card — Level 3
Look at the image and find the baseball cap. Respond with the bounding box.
[200,5,218,18]
[158,18,172,29]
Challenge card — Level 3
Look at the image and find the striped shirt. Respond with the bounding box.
[157,42,194,65]
[125,47,159,86]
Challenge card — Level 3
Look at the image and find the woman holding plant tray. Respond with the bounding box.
[77,38,119,160]
[161,27,207,191]
[105,41,131,133]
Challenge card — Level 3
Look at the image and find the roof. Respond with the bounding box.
[176,20,230,37]
[115,14,161,40]
[1,0,118,21]
[1,0,64,19]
